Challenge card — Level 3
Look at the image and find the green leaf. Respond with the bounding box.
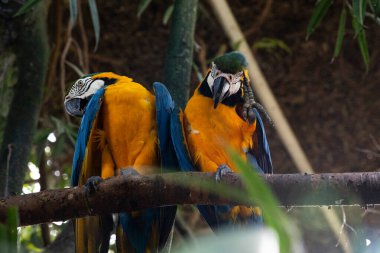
[370,0,380,17]
[52,135,66,157]
[163,4,174,25]
[0,223,8,253]
[51,117,67,136]
[69,0,78,25]
[137,0,153,18]
[33,128,53,145]
[352,13,370,70]
[230,151,299,253]
[332,7,347,60]
[88,0,101,51]
[353,0,367,25]
[14,0,41,17]
[253,38,292,54]
[306,0,333,39]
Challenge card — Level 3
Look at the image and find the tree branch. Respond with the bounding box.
[0,172,380,226]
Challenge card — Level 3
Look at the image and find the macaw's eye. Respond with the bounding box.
[78,80,84,87]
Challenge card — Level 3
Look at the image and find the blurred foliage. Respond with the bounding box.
[16,0,100,50]
[231,151,302,253]
[137,0,153,17]
[0,207,19,253]
[307,0,380,70]
[163,4,174,25]
[172,151,303,252]
[253,38,292,59]
[175,228,280,253]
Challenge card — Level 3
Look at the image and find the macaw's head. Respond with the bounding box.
[205,51,248,108]
[64,72,118,117]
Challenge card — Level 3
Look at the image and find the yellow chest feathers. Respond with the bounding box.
[184,92,256,172]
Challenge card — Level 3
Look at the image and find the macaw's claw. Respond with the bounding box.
[119,167,140,177]
[215,164,234,182]
[84,176,103,194]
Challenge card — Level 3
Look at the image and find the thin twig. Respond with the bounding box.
[60,21,74,122]
[4,144,13,197]
[335,206,357,248]
[43,0,64,105]
[71,38,86,73]
[195,36,208,75]
[244,0,273,37]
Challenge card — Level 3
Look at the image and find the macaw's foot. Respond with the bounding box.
[119,167,139,177]
[215,164,233,182]
[84,176,103,194]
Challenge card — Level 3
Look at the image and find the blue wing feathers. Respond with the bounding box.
[250,108,273,174]
[170,107,195,172]
[153,82,178,170]
[152,82,178,248]
[71,87,105,186]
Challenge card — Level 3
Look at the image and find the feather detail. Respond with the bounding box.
[92,128,107,151]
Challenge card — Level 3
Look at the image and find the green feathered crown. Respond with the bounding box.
[213,51,248,74]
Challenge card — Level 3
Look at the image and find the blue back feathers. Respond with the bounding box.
[71,87,105,186]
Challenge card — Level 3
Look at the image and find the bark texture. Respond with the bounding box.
[1,172,380,226]
[164,0,198,108]
[0,2,49,196]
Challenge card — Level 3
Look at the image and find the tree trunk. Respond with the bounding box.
[164,0,198,109]
[0,1,49,196]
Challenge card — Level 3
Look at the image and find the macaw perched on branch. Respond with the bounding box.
[64,72,177,253]
[171,51,273,230]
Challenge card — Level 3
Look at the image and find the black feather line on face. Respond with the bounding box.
[96,77,117,86]
[198,73,244,107]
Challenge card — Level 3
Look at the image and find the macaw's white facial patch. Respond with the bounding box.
[207,62,243,98]
[65,77,105,101]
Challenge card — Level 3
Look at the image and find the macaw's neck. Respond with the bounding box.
[197,76,244,107]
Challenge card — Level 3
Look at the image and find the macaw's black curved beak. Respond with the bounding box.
[212,76,230,109]
[64,97,91,117]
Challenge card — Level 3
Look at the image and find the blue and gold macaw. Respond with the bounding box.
[64,72,176,253]
[171,51,273,230]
